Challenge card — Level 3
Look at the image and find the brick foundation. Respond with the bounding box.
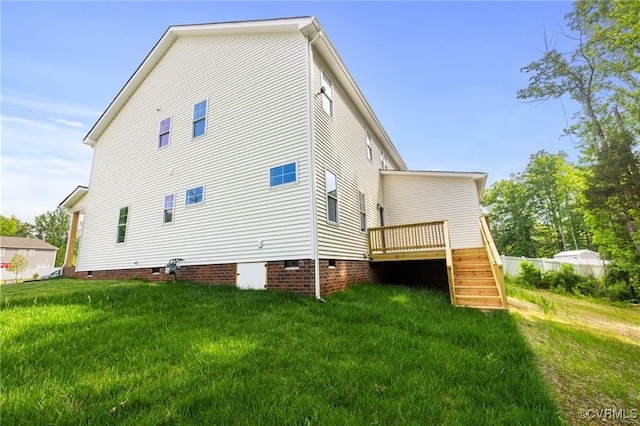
[63,258,381,297]
[64,263,236,285]
[266,259,316,296]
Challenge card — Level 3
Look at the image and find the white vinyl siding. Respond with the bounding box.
[76,32,311,271]
[313,57,400,260]
[382,174,483,249]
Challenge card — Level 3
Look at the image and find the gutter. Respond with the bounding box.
[307,31,325,302]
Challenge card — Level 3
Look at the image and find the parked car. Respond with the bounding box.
[41,268,62,280]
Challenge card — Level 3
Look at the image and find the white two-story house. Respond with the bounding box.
[61,17,506,309]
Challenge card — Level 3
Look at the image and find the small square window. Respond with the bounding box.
[328,259,337,268]
[151,267,160,274]
[186,186,204,206]
[29,249,36,256]
[193,100,207,138]
[270,162,297,187]
[158,117,171,148]
[19,249,26,255]
[284,260,299,269]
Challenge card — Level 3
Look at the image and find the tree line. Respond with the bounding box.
[484,1,639,285]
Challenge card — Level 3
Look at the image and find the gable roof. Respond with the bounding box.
[59,185,89,211]
[0,236,58,250]
[83,16,406,170]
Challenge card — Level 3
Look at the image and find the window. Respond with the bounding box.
[358,192,367,232]
[284,260,299,269]
[321,72,333,117]
[1,248,5,256]
[19,249,26,255]
[163,194,175,224]
[116,207,129,244]
[328,259,337,268]
[270,162,297,187]
[185,186,204,206]
[158,117,171,148]
[29,249,35,256]
[325,170,338,223]
[151,267,160,274]
[380,152,388,170]
[192,100,207,138]
[366,133,372,161]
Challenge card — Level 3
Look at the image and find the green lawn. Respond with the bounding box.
[1,279,561,425]
[507,285,640,425]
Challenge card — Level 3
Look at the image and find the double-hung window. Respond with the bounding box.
[366,133,372,161]
[358,192,367,232]
[163,194,175,224]
[185,186,204,206]
[116,207,129,244]
[19,249,26,255]
[29,249,35,256]
[193,100,207,138]
[326,170,338,224]
[270,162,297,187]
[380,152,388,170]
[321,72,333,117]
[158,117,171,148]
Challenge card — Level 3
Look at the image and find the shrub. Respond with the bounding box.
[544,264,581,292]
[606,282,633,302]
[32,273,39,280]
[515,262,543,288]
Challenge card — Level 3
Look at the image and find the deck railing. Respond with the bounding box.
[480,216,508,308]
[367,221,447,254]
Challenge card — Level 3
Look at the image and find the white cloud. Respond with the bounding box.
[0,114,55,130]
[2,93,102,118]
[51,118,85,128]
[1,110,93,222]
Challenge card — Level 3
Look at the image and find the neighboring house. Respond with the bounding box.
[60,17,506,309]
[0,236,58,282]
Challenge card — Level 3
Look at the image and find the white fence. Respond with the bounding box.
[502,256,606,279]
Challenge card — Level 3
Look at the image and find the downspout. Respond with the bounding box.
[307,31,325,301]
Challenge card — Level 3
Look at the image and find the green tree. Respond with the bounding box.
[483,176,538,257]
[518,0,640,282]
[7,253,28,282]
[0,215,34,237]
[34,207,70,267]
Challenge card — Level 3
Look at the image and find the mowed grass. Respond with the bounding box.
[1,279,561,425]
[508,286,640,425]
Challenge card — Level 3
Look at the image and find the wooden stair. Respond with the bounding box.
[451,248,506,310]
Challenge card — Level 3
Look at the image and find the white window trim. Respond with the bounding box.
[116,205,130,245]
[18,249,26,255]
[321,71,333,118]
[29,249,36,256]
[192,99,208,139]
[358,191,367,233]
[268,160,299,189]
[325,168,339,225]
[1,248,5,256]
[366,132,373,162]
[162,193,176,225]
[158,116,172,149]
[185,185,206,207]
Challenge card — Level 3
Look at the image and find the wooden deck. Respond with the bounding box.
[367,221,449,262]
[367,219,507,310]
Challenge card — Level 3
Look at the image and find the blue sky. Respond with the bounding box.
[1,1,580,222]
